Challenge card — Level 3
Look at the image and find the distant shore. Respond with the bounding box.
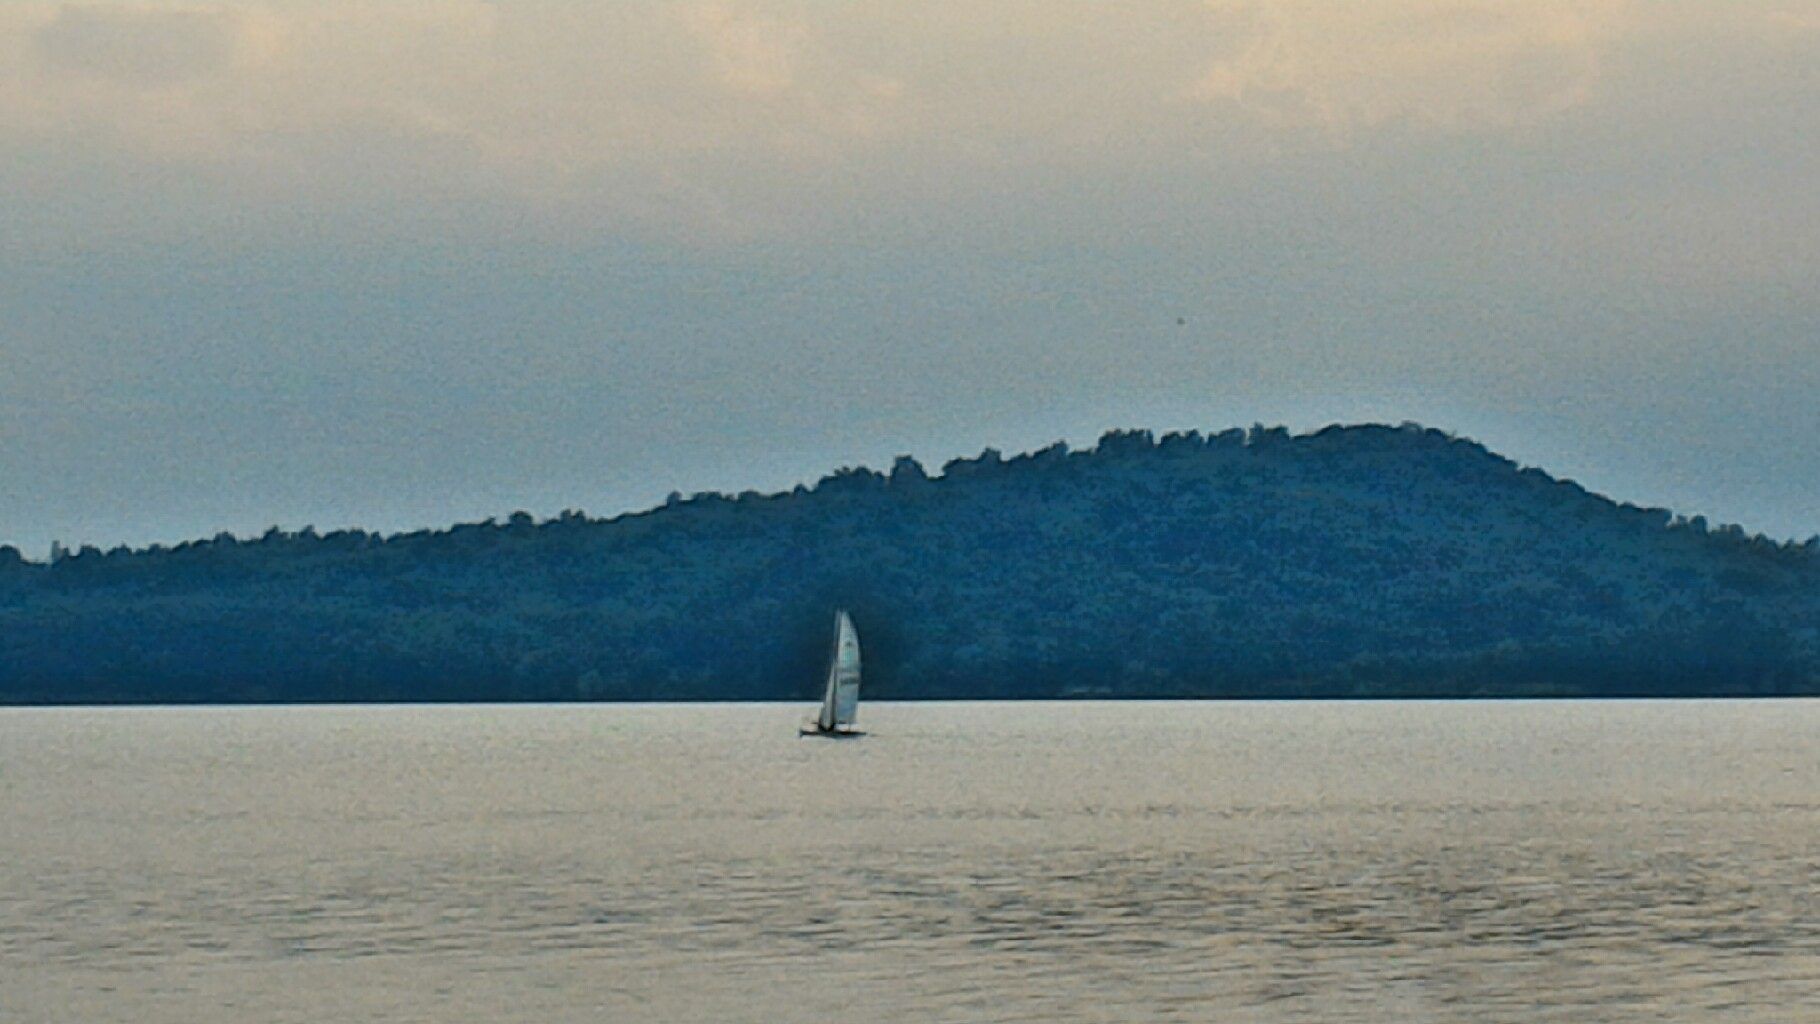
[4,424,1816,706]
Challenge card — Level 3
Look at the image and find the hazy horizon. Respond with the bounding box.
[8,420,1814,560]
[4,2,1816,554]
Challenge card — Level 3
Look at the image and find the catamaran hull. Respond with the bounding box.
[798,720,865,738]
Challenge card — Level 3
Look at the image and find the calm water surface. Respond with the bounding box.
[3,701,1817,1023]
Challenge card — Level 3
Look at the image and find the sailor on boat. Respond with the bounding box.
[801,610,864,737]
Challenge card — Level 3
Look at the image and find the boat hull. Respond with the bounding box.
[799,720,866,738]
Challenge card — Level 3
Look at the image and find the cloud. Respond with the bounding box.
[0,0,1814,257]
[34,4,239,85]
[1192,1,1630,133]
[0,3,1639,187]
[679,3,803,96]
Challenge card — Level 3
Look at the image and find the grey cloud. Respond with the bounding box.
[35,6,238,85]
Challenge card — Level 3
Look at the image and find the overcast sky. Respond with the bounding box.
[2,1,1816,555]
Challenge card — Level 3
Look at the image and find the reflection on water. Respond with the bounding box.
[3,701,1817,1022]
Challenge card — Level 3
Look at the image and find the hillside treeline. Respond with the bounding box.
[3,424,1817,704]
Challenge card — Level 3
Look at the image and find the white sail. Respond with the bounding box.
[816,610,861,730]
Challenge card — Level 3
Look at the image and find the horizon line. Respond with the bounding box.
[12,419,1817,563]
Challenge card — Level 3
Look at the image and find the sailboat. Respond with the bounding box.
[800,610,864,737]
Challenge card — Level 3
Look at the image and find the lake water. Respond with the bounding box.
[3,701,1817,1023]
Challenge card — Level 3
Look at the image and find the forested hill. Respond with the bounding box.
[3,424,1818,704]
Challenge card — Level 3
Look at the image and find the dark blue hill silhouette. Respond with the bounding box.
[3,424,1816,704]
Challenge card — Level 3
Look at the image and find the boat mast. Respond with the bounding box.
[817,611,844,730]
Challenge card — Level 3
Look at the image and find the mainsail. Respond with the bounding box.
[816,610,861,731]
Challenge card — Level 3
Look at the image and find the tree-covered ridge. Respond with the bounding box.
[3,423,1817,704]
